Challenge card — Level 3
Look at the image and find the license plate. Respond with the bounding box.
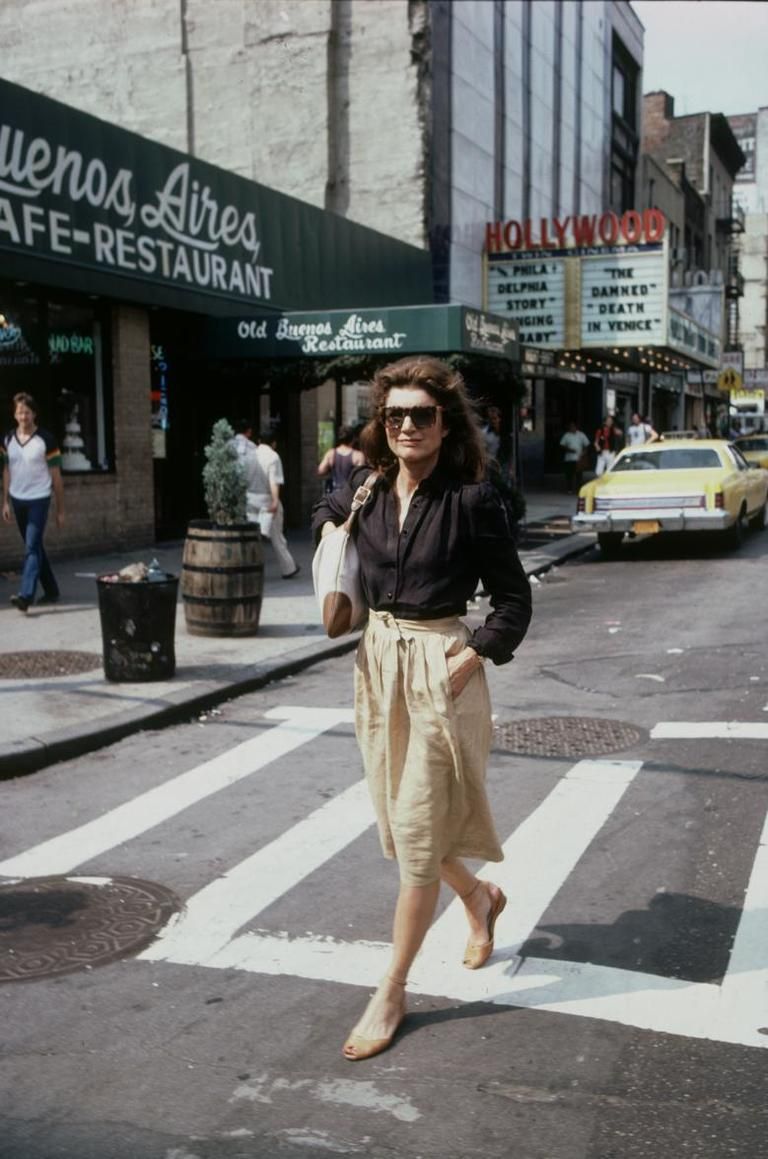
[633,520,660,534]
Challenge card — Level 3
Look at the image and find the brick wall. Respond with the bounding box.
[111,306,155,548]
[642,92,675,157]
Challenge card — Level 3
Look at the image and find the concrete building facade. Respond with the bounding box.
[641,90,746,433]
[729,109,768,378]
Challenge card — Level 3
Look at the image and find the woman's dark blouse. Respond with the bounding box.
[312,466,532,665]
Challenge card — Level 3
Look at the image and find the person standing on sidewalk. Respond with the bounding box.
[254,430,300,579]
[625,412,659,447]
[559,420,591,493]
[232,418,270,521]
[2,392,64,612]
[593,415,622,477]
[313,355,532,1062]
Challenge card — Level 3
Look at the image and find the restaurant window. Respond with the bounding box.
[0,283,113,472]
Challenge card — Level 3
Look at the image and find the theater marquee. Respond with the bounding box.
[483,210,720,369]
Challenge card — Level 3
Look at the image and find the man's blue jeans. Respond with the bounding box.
[11,495,59,602]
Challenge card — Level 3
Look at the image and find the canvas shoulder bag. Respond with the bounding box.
[312,471,379,638]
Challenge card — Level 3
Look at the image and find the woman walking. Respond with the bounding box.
[312,356,532,1061]
[2,392,64,612]
[317,425,366,492]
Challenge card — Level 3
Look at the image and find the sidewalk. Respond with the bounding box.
[0,487,593,777]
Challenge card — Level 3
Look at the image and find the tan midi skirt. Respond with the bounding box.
[354,609,504,886]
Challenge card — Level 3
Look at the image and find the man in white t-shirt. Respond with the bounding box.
[559,421,590,493]
[626,413,659,447]
[232,420,271,516]
[253,430,299,579]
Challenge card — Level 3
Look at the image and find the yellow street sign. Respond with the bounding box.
[717,367,743,392]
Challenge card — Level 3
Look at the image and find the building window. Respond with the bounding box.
[610,36,639,213]
[0,283,113,472]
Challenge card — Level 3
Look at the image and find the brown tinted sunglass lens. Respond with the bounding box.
[383,406,438,430]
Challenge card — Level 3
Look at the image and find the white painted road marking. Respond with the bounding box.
[0,706,354,879]
[652,722,768,740]
[421,759,643,962]
[141,777,375,964]
[2,707,767,1049]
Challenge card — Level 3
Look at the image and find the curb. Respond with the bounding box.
[0,535,595,779]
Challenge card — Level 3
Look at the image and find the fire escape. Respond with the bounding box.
[717,199,746,351]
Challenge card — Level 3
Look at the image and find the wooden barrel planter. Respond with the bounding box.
[181,520,263,637]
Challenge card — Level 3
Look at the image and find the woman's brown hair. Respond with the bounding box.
[12,392,39,419]
[359,356,487,482]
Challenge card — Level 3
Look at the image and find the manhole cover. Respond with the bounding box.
[0,876,181,983]
[493,716,644,758]
[0,651,102,678]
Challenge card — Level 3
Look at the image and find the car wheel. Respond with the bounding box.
[724,506,748,549]
[597,532,623,558]
[748,501,767,532]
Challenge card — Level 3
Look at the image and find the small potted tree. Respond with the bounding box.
[180,418,264,636]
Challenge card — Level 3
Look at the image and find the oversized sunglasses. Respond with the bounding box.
[381,405,443,431]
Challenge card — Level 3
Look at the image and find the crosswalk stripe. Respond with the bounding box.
[142,758,643,977]
[421,759,644,964]
[719,810,768,1016]
[140,777,375,964]
[651,722,768,739]
[0,707,355,879]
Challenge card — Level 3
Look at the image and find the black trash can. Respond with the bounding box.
[97,575,179,682]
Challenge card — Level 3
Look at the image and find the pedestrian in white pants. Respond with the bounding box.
[233,421,300,579]
[253,430,299,579]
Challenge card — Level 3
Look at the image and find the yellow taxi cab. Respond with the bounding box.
[572,438,768,556]
[734,433,768,470]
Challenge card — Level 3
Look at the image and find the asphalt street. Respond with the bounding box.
[1,529,767,1159]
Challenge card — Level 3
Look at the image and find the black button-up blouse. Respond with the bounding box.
[312,466,532,665]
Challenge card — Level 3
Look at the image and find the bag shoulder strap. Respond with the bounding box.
[346,471,380,528]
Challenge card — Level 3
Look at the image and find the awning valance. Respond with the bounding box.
[206,304,520,361]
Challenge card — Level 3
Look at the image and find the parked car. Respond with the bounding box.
[572,438,768,556]
[734,433,768,470]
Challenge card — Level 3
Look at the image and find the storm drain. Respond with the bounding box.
[493,716,644,758]
[0,651,102,678]
[0,876,181,983]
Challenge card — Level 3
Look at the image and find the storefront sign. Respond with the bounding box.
[0,313,40,366]
[486,256,566,347]
[669,285,724,338]
[667,307,720,367]
[731,389,765,412]
[581,249,667,346]
[49,332,95,355]
[0,78,432,314]
[485,209,666,253]
[690,370,720,387]
[462,309,519,357]
[650,372,684,394]
[209,304,519,361]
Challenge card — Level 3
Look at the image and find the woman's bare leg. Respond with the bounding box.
[344,880,440,1056]
[441,857,502,943]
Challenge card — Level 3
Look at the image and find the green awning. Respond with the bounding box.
[0,77,432,314]
[206,304,520,361]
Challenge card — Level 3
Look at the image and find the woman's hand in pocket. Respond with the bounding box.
[445,646,484,699]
